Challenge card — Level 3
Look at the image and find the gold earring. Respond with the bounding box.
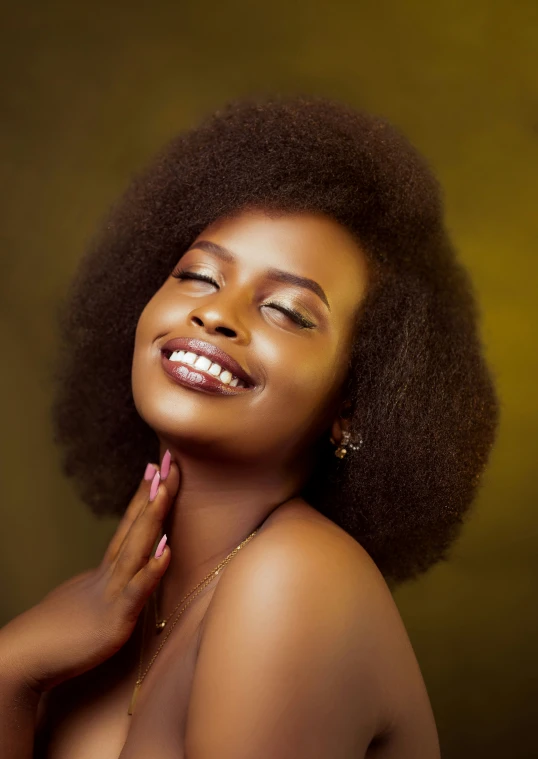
[330,431,363,459]
[335,430,350,458]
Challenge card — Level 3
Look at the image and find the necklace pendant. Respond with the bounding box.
[155,619,167,633]
[128,681,141,716]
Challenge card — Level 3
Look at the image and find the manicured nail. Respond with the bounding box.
[144,463,157,481]
[149,471,160,502]
[161,449,171,481]
[155,534,167,558]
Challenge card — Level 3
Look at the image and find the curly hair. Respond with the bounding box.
[52,94,500,586]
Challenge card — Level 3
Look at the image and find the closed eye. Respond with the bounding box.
[171,268,316,330]
[262,303,315,329]
[172,269,219,287]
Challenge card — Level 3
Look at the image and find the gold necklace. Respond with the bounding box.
[128,527,260,715]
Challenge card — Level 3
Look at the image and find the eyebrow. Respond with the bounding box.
[184,240,331,311]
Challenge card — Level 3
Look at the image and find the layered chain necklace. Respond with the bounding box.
[128,526,262,715]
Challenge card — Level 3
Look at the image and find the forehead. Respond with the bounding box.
[188,209,369,315]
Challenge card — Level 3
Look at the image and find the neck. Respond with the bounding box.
[154,444,311,618]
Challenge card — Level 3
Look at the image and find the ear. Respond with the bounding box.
[330,400,352,445]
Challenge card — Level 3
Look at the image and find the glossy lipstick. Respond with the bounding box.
[160,337,255,396]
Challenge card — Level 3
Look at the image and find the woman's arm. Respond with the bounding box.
[0,647,42,759]
[0,459,179,758]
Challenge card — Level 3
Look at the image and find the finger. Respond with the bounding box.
[110,465,177,585]
[101,463,158,568]
[108,458,180,573]
[122,543,171,622]
[160,457,180,501]
[125,460,180,556]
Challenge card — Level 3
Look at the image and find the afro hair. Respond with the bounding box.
[52,94,500,586]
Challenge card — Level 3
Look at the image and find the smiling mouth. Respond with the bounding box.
[161,349,253,395]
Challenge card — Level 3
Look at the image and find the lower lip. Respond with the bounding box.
[160,352,252,396]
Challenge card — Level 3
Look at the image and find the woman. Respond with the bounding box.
[0,96,499,758]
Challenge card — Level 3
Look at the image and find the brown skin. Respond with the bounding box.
[2,210,441,758]
[0,461,180,758]
[131,209,368,613]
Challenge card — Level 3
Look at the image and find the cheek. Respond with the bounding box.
[133,287,185,363]
[260,342,347,437]
[131,296,171,413]
[133,305,151,350]
[132,299,159,370]
[135,288,175,339]
[131,310,152,417]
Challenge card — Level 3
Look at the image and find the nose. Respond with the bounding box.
[188,296,250,343]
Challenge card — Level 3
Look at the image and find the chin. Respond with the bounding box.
[132,377,245,457]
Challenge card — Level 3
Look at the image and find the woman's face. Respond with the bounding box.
[132,209,369,465]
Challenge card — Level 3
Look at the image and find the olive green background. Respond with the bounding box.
[1,1,536,756]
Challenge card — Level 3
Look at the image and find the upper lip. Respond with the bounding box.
[160,337,256,387]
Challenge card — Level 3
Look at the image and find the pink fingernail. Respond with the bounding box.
[155,534,167,558]
[149,471,160,502]
[144,463,156,481]
[161,449,171,480]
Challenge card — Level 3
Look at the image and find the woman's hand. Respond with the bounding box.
[0,452,179,694]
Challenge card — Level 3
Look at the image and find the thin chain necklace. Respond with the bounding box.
[128,526,261,715]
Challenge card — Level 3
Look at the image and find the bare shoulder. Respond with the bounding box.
[204,497,390,620]
[185,501,406,756]
[207,496,405,663]
[233,496,399,617]
[188,498,441,758]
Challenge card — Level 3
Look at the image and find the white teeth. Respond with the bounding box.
[182,351,197,365]
[208,362,222,376]
[167,349,248,388]
[193,355,212,371]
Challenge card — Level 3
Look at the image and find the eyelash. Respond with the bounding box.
[171,268,316,330]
